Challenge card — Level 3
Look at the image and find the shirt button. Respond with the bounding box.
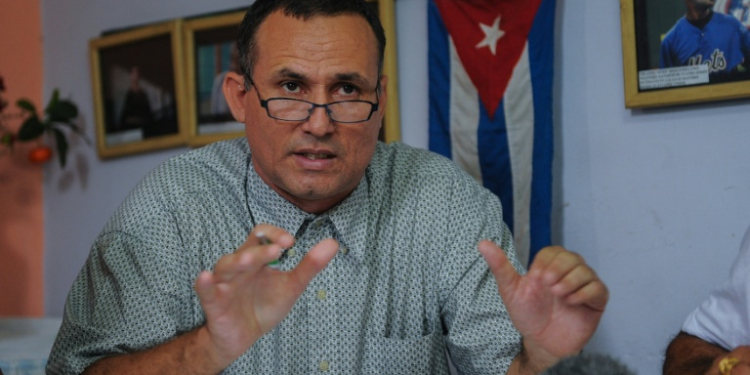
[319,360,329,371]
[340,246,349,255]
[288,249,296,257]
[317,289,327,300]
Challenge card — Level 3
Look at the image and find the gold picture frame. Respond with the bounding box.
[370,0,401,143]
[620,0,750,109]
[183,10,246,147]
[89,20,189,158]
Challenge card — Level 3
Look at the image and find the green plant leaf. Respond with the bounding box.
[17,116,45,141]
[45,89,60,115]
[52,127,68,168]
[16,99,38,115]
[48,100,79,122]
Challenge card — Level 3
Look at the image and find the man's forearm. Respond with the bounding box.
[82,326,231,375]
[663,331,728,375]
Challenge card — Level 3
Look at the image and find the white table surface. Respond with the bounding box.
[0,317,62,375]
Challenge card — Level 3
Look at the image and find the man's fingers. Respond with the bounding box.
[244,224,295,249]
[530,247,609,311]
[549,263,597,295]
[214,243,281,282]
[289,239,339,291]
[210,225,296,281]
[478,240,520,292]
[194,271,222,310]
[528,246,579,282]
[563,278,609,311]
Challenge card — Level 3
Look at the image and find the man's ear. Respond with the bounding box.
[378,74,388,112]
[223,71,248,123]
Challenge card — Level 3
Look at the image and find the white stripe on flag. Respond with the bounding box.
[448,36,482,184]
[504,44,534,266]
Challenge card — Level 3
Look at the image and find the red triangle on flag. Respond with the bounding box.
[434,0,543,118]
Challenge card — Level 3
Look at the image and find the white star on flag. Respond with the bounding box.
[475,15,504,55]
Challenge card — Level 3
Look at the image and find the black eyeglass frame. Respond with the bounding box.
[245,77,380,124]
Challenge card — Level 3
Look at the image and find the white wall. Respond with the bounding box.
[42,1,750,374]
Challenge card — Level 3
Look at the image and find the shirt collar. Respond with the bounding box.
[327,176,368,263]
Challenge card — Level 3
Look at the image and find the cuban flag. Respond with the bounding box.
[428,0,555,266]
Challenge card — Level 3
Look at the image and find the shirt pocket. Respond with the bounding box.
[360,329,448,374]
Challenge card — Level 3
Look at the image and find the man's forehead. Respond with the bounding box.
[253,11,379,82]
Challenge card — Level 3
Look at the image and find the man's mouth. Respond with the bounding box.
[301,153,333,160]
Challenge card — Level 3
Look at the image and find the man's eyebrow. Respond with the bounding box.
[271,68,373,87]
[274,68,307,81]
[333,72,371,87]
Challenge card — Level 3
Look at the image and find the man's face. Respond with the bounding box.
[688,0,716,10]
[242,11,385,214]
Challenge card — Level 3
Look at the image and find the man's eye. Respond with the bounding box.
[338,85,358,95]
[282,82,300,92]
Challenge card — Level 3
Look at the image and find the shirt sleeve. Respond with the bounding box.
[46,198,196,375]
[439,175,524,375]
[681,225,750,349]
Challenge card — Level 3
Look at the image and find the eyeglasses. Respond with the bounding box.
[246,77,379,123]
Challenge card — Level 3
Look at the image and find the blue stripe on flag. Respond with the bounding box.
[528,0,555,262]
[427,0,452,159]
[478,103,515,236]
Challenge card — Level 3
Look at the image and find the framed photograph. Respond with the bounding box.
[183,10,246,147]
[90,21,188,158]
[368,0,401,143]
[620,0,750,108]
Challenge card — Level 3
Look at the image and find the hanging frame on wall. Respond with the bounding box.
[367,0,401,143]
[183,10,247,147]
[89,21,189,159]
[620,0,750,109]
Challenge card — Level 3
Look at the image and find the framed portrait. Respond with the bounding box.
[620,0,750,108]
[367,0,401,143]
[89,21,188,158]
[183,10,246,147]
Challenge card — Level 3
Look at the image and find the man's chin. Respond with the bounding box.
[276,183,352,213]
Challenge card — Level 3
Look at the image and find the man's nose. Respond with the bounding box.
[301,104,335,136]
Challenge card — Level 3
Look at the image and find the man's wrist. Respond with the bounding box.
[516,340,561,375]
[190,325,238,373]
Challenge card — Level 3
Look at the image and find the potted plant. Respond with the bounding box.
[0,74,85,167]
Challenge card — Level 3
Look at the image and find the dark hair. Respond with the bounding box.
[237,0,386,86]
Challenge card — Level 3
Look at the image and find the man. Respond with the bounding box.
[660,0,750,81]
[663,225,750,375]
[47,1,608,374]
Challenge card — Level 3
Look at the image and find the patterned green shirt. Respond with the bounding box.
[48,138,524,374]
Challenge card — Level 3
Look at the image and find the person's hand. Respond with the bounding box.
[478,241,608,370]
[707,346,750,375]
[194,224,339,368]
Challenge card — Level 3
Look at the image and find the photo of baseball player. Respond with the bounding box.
[660,0,750,82]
